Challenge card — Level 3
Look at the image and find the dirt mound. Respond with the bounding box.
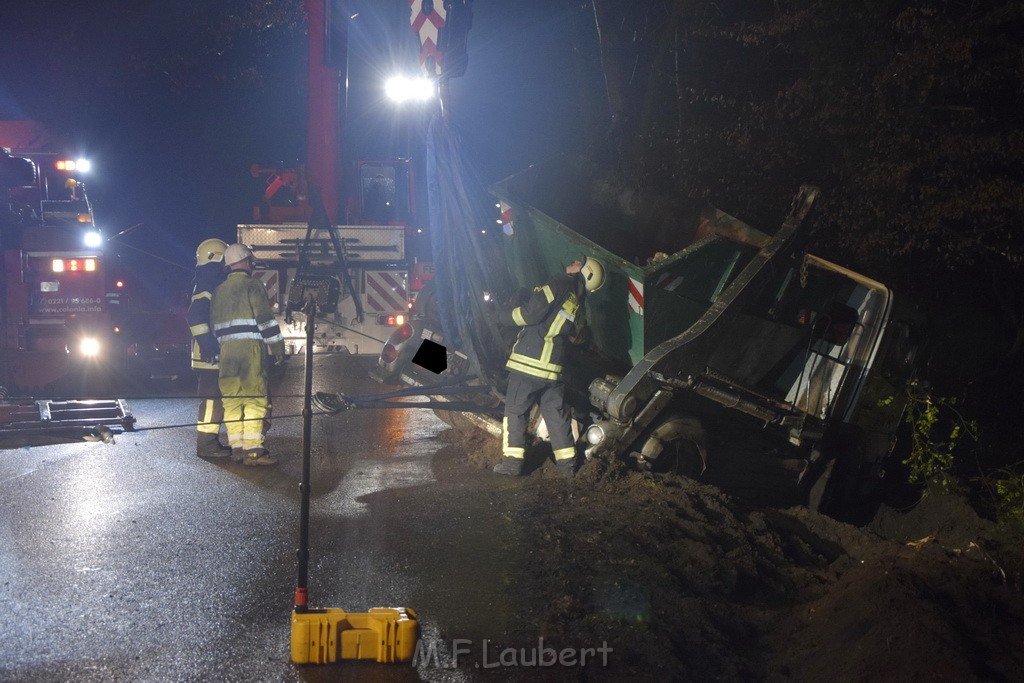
[436,423,1024,680]
[521,464,1024,681]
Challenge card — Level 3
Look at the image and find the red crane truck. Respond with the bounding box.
[235,0,423,357]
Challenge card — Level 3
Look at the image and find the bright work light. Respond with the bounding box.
[384,75,435,103]
[79,337,101,357]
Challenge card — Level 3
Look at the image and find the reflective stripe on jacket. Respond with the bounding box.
[504,273,582,381]
[210,271,285,357]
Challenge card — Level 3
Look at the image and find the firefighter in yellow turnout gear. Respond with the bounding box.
[186,238,230,459]
[211,244,285,466]
[493,257,605,477]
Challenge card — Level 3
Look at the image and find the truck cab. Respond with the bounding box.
[1,132,114,392]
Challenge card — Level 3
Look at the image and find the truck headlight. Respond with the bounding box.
[79,337,101,357]
[83,231,102,247]
[585,424,606,446]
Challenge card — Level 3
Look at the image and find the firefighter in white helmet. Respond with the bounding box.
[493,256,605,477]
[210,243,285,466]
[185,238,230,459]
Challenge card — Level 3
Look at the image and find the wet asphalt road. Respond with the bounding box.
[0,355,548,682]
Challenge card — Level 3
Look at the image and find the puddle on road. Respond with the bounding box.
[314,457,434,517]
[314,400,446,518]
[301,378,555,679]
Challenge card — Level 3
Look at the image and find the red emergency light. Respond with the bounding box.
[54,159,91,172]
[52,258,97,273]
[376,313,407,327]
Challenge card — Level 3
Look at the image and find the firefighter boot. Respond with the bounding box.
[493,456,523,476]
[197,433,230,459]
[243,448,278,467]
[555,457,577,478]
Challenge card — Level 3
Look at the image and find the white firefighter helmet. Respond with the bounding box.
[196,238,227,266]
[223,243,254,267]
[580,257,606,292]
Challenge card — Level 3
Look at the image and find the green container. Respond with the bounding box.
[491,159,768,369]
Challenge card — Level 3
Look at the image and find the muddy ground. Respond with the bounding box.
[442,425,1024,682]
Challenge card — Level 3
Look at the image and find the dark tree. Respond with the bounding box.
[587,0,1024,377]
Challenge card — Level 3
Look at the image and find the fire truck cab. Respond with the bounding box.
[1,121,113,392]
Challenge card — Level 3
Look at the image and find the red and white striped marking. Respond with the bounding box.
[253,270,280,309]
[365,271,408,312]
[627,276,644,315]
[499,201,514,236]
[409,0,446,76]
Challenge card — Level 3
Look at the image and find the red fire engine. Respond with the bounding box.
[1,120,114,392]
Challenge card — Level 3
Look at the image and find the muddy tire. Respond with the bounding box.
[808,455,877,524]
[806,427,884,524]
[633,413,709,479]
[648,437,707,477]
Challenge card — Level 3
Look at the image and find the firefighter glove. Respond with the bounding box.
[197,334,219,361]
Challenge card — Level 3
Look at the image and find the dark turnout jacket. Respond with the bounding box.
[501,272,584,382]
[185,262,226,370]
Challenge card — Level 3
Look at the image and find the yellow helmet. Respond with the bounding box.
[196,238,227,266]
[581,257,605,292]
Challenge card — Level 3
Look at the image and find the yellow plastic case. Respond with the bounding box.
[291,607,419,664]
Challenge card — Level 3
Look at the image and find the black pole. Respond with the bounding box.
[294,297,317,613]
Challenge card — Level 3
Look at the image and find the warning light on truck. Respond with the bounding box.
[55,159,91,173]
[52,258,97,273]
[376,313,406,326]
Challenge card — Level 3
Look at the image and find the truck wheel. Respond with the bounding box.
[635,413,708,479]
[807,454,873,523]
[806,428,882,524]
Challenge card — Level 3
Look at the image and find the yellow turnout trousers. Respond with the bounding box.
[218,339,271,451]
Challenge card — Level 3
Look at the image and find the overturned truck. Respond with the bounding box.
[375,154,920,520]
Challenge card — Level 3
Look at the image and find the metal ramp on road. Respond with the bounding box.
[0,398,136,448]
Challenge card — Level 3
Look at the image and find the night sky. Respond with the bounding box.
[0,0,595,307]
